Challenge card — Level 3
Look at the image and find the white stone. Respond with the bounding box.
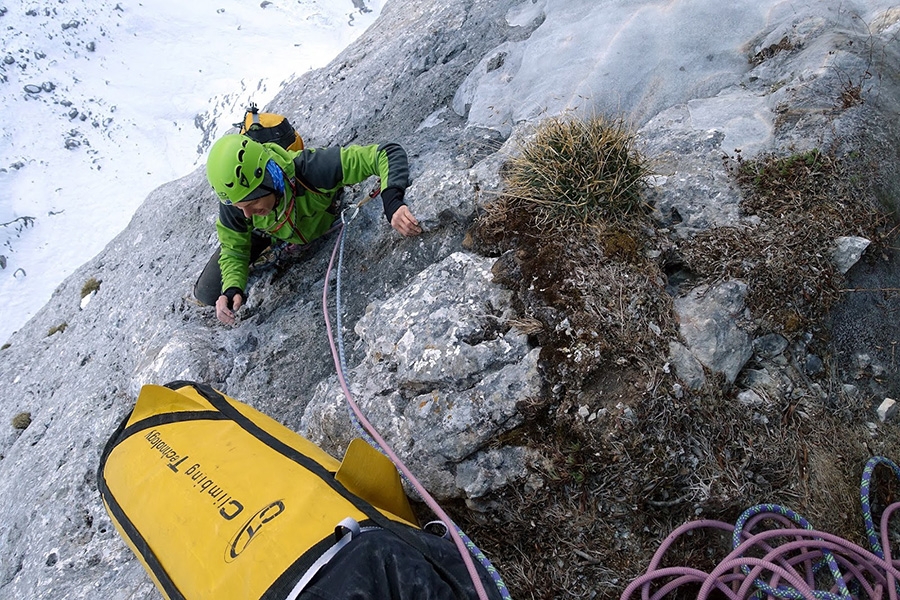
[832,236,871,274]
[877,398,898,422]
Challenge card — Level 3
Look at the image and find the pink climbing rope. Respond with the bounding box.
[321,222,492,600]
[622,457,900,600]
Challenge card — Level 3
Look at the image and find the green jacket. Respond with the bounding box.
[216,142,410,295]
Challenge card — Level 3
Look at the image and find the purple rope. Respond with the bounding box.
[881,503,900,599]
[622,472,900,600]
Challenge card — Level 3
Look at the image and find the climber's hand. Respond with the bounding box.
[216,293,243,325]
[390,205,422,237]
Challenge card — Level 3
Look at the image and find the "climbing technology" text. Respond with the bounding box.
[144,429,245,520]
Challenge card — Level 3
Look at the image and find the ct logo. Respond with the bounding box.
[225,500,285,562]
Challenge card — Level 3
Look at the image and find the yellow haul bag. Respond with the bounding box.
[98,381,417,600]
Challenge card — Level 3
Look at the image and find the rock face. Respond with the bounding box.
[673,281,753,384]
[0,0,899,598]
[301,252,540,500]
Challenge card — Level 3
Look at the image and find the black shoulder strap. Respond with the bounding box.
[293,171,327,197]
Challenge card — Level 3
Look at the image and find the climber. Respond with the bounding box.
[196,133,422,325]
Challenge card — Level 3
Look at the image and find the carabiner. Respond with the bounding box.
[341,203,360,225]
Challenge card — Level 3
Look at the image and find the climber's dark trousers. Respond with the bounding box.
[193,231,271,307]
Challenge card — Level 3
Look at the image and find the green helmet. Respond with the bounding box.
[206,134,270,205]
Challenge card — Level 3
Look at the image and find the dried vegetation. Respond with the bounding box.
[500,115,651,228]
[457,116,899,599]
[679,149,889,334]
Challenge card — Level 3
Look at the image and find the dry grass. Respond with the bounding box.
[502,115,651,229]
[80,277,101,299]
[678,149,888,334]
[461,118,898,598]
[47,322,67,337]
[11,411,31,430]
[750,35,794,66]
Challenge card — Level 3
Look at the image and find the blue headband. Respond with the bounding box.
[265,160,285,195]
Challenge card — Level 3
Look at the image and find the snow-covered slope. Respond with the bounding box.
[0,0,382,344]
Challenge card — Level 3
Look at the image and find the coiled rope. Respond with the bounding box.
[622,456,900,600]
[320,197,510,600]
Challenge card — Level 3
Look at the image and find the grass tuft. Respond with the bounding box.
[11,412,31,430]
[47,323,68,337]
[502,115,651,229]
[80,277,101,299]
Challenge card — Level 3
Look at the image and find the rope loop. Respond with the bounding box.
[341,203,360,225]
[623,456,900,600]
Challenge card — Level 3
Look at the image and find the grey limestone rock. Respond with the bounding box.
[301,252,539,500]
[673,281,753,384]
[667,341,706,391]
[1,0,900,597]
[753,333,789,360]
[832,236,871,274]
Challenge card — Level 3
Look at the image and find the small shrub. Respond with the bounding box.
[840,78,865,109]
[11,412,31,430]
[80,277,100,299]
[47,323,67,336]
[738,148,827,200]
[502,114,651,228]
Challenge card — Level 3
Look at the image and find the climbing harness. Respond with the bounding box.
[249,183,371,274]
[321,191,511,600]
[622,455,900,600]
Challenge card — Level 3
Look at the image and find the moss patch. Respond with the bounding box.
[11,412,31,430]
